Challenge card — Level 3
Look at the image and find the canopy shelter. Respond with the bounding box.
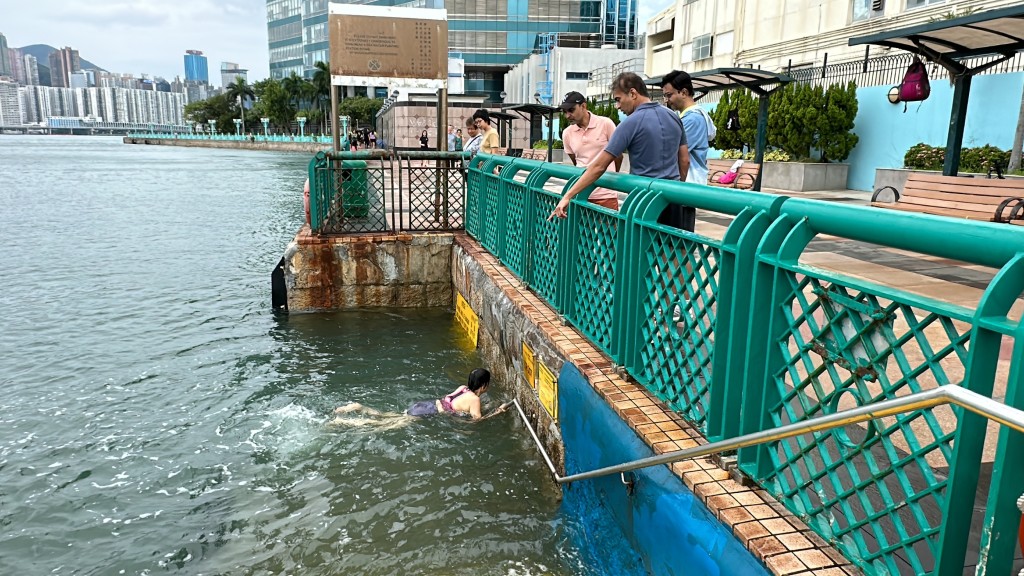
[849,5,1024,176]
[503,103,559,162]
[489,111,519,149]
[647,68,793,191]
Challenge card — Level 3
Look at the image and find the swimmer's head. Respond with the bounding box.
[467,368,491,393]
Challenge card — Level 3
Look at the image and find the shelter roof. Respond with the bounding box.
[848,5,1024,61]
[503,103,559,117]
[647,68,793,97]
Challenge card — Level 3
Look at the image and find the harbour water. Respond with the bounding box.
[0,136,594,575]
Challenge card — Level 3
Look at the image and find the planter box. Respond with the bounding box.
[874,167,1024,193]
[536,148,564,163]
[762,161,849,191]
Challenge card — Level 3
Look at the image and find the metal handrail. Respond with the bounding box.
[515,385,1024,485]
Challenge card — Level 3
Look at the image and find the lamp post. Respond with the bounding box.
[209,119,217,138]
[233,118,242,136]
[261,117,270,137]
[297,116,307,139]
[186,120,194,135]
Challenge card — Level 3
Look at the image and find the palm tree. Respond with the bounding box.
[311,61,331,134]
[282,72,306,110]
[225,77,255,133]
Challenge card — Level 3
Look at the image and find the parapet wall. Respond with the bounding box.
[123,136,328,154]
[281,227,453,311]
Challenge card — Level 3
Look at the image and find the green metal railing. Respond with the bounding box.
[464,152,1024,575]
[307,150,465,234]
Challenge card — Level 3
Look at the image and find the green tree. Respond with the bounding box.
[183,93,236,134]
[224,77,255,133]
[311,61,331,134]
[817,82,859,163]
[282,72,309,110]
[711,91,737,150]
[251,79,296,133]
[338,96,383,127]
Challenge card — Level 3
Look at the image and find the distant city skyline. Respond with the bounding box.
[3,0,673,86]
[1,0,269,85]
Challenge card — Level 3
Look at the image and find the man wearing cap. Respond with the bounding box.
[551,72,689,226]
[662,70,710,186]
[560,91,623,210]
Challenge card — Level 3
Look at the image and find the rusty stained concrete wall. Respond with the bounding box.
[282,227,453,311]
[451,239,566,474]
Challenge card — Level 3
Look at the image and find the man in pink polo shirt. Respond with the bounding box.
[560,91,622,210]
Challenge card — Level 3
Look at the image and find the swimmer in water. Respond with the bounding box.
[332,368,512,424]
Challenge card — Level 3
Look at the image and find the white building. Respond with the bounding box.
[645,0,1023,78]
[504,44,644,107]
[0,80,21,125]
[17,85,185,126]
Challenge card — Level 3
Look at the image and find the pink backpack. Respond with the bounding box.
[899,57,930,110]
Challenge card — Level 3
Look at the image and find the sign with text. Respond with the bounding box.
[328,4,447,82]
[538,362,558,421]
[522,343,536,390]
[454,293,478,348]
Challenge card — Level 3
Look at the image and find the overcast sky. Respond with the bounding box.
[3,0,674,86]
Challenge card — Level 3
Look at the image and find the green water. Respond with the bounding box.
[0,136,583,575]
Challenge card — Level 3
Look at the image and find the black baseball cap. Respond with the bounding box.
[559,91,586,111]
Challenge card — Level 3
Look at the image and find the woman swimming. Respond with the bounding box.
[332,368,510,423]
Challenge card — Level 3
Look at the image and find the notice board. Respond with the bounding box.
[329,4,448,81]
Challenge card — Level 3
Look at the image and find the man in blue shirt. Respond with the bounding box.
[550,72,691,227]
[662,70,709,186]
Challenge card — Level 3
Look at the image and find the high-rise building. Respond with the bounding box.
[266,0,638,101]
[220,62,247,88]
[48,47,81,88]
[0,80,21,125]
[0,33,11,77]
[8,48,24,83]
[23,54,39,86]
[183,50,209,83]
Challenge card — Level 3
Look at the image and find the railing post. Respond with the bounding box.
[941,254,1024,575]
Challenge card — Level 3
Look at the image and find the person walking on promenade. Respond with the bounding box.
[662,70,710,186]
[464,116,483,156]
[550,72,690,226]
[472,109,500,155]
[447,125,458,151]
[560,91,622,210]
[453,129,464,152]
[369,130,377,149]
[420,129,429,150]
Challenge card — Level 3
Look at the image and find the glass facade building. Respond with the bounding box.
[183,51,209,83]
[267,0,637,99]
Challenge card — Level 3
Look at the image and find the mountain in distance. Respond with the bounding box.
[18,44,106,72]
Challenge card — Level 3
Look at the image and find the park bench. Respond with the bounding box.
[871,172,1024,223]
[708,159,760,190]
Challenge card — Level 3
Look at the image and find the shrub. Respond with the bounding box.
[903,143,1011,173]
[818,81,859,163]
[720,149,791,162]
[532,139,564,149]
[765,82,859,162]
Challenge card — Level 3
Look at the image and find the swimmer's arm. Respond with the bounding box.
[479,401,514,421]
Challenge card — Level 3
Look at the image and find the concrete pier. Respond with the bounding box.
[123,136,329,154]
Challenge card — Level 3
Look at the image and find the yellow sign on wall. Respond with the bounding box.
[538,362,558,421]
[522,343,536,389]
[454,293,479,348]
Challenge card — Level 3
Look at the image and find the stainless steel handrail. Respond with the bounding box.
[513,386,1024,485]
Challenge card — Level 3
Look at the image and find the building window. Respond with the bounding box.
[566,72,591,80]
[906,0,944,9]
[853,0,885,20]
[692,34,712,61]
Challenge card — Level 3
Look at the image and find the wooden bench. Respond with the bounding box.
[871,172,1024,223]
[708,159,760,189]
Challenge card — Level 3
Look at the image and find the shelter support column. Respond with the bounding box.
[752,95,770,192]
[942,74,972,177]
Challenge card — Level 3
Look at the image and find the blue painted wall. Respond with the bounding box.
[845,72,1024,191]
[559,363,769,576]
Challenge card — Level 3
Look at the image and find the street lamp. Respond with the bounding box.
[297,116,307,138]
[233,118,242,136]
[533,91,542,104]
[209,119,217,138]
[499,91,508,102]
[261,117,270,137]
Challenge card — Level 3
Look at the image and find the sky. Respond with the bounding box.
[2,0,675,86]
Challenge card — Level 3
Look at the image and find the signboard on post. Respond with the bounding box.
[328,4,448,88]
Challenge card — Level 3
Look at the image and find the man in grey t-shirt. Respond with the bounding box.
[551,72,690,224]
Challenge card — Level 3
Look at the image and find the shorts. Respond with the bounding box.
[658,205,696,232]
[406,400,439,417]
[589,197,619,210]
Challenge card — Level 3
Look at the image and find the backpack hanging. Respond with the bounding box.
[898,56,931,112]
[726,109,741,131]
